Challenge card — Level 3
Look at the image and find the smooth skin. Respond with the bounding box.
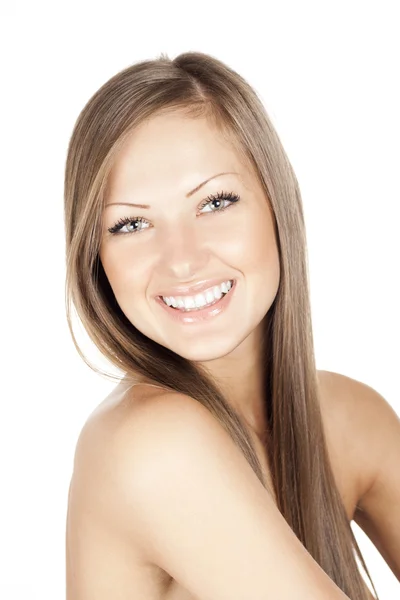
[100,111,280,435]
[66,111,400,598]
[66,371,400,599]
[68,387,352,599]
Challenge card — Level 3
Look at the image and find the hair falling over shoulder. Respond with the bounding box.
[64,50,378,600]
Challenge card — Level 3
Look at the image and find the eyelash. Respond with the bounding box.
[107,190,241,236]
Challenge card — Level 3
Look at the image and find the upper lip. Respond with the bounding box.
[156,277,235,298]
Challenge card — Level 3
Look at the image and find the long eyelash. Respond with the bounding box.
[198,190,240,212]
[108,190,241,235]
[108,216,147,234]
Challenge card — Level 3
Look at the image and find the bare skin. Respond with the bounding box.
[99,111,280,433]
[66,371,379,600]
[66,112,399,597]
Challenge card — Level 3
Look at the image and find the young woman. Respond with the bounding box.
[65,51,399,599]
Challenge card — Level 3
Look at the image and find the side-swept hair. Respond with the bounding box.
[64,51,378,599]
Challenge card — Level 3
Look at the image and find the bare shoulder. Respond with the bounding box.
[66,383,187,599]
[318,370,400,580]
[72,382,351,598]
[317,369,399,507]
[69,384,224,543]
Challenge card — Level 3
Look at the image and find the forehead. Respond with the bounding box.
[106,112,248,197]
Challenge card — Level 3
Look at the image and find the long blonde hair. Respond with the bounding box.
[64,51,378,599]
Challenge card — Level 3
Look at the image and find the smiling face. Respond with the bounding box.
[99,111,280,364]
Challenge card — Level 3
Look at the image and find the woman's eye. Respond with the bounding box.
[199,198,231,213]
[108,216,150,235]
[107,191,240,236]
[198,191,240,214]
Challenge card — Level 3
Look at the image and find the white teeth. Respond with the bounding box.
[183,296,195,310]
[205,290,215,304]
[213,286,222,300]
[161,279,234,311]
[194,292,208,308]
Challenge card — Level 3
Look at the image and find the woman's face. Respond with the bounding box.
[100,111,280,362]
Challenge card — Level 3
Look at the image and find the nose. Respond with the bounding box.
[157,223,210,280]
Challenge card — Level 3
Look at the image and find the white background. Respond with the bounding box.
[0,1,398,598]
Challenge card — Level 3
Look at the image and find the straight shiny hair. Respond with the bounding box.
[64,51,378,599]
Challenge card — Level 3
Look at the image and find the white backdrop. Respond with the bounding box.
[1,1,398,598]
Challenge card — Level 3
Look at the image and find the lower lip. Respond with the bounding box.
[155,280,237,324]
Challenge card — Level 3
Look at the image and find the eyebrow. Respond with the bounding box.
[105,171,237,209]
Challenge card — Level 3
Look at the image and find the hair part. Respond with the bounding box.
[64,50,378,599]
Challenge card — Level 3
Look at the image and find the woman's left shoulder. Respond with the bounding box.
[317,369,396,493]
[317,369,398,447]
[317,369,400,580]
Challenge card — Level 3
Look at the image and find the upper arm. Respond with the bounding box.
[107,392,349,599]
[347,377,400,581]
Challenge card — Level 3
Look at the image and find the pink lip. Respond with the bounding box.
[155,277,235,299]
[155,279,237,324]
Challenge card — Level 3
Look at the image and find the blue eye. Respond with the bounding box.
[198,190,240,214]
[107,190,241,236]
[107,216,150,235]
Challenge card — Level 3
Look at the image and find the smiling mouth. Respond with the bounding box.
[167,289,232,311]
[158,279,235,312]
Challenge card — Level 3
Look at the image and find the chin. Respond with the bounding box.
[163,336,241,363]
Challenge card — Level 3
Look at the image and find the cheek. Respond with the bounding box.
[100,243,152,297]
[251,218,279,269]
[243,212,280,316]
[216,207,279,272]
